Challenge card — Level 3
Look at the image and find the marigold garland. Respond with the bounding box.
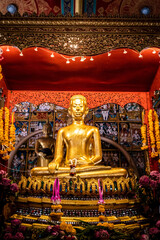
[50,212,63,217]
[98,215,106,221]
[148,109,159,158]
[59,222,76,235]
[60,221,68,230]
[141,124,148,150]
[50,203,63,221]
[4,107,9,143]
[97,222,114,230]
[154,110,160,159]
[98,204,105,213]
[0,108,3,142]
[51,204,62,210]
[0,107,16,160]
[0,65,3,81]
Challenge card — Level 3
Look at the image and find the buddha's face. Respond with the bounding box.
[70,98,86,120]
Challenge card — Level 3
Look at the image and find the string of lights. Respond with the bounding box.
[4,46,95,63]
[4,46,160,64]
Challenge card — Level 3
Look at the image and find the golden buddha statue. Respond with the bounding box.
[31,95,127,178]
[35,121,55,167]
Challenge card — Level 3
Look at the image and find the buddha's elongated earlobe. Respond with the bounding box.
[68,107,71,116]
[85,107,89,116]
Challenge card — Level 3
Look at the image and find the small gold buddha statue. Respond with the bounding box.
[31,95,127,178]
[35,121,55,167]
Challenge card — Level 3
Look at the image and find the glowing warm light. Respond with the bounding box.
[6,47,10,52]
[34,47,38,51]
[123,50,127,54]
[66,59,70,64]
[90,57,94,61]
[152,50,156,54]
[51,53,54,57]
[69,43,78,49]
[80,56,86,62]
[108,52,111,56]
[139,54,143,58]
[72,57,75,61]
[19,52,23,56]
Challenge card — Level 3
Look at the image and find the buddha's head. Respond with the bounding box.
[68,95,89,120]
[43,120,52,136]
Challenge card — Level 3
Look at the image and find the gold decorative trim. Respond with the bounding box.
[9,214,148,228]
[18,175,136,196]
[0,13,160,55]
[17,196,138,207]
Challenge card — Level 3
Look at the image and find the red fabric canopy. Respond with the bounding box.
[0,46,160,92]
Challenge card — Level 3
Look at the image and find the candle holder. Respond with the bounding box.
[98,204,106,222]
[98,179,105,204]
[50,205,63,221]
[98,179,106,222]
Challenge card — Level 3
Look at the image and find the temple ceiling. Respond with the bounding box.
[0,14,160,55]
[0,0,160,16]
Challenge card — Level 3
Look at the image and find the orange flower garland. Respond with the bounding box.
[0,107,16,160]
[140,110,148,150]
[98,204,106,222]
[154,110,160,160]
[50,204,63,220]
[148,109,159,158]
[0,108,3,143]
[60,222,76,235]
[4,107,9,144]
[141,124,148,150]
[0,65,3,81]
[97,222,114,230]
[9,113,16,152]
[98,205,105,213]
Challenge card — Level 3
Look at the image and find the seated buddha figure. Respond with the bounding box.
[31,95,127,178]
[35,121,55,167]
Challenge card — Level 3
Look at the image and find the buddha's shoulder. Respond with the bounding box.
[85,125,99,131]
[57,125,70,133]
[57,125,99,132]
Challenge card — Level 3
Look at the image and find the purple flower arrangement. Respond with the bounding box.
[139,175,150,187]
[3,219,26,240]
[0,170,7,179]
[41,223,77,240]
[139,171,160,189]
[137,171,160,220]
[1,219,134,240]
[0,170,19,237]
[138,171,160,240]
[0,170,18,193]
[140,219,160,240]
[137,171,160,208]
[95,229,110,240]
